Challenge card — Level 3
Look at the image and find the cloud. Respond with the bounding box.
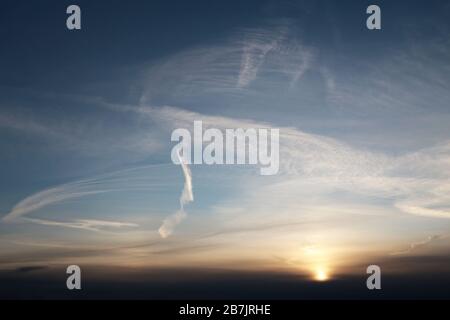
[391,235,447,256]
[0,113,57,136]
[235,22,315,89]
[1,164,170,227]
[237,28,280,88]
[14,266,48,273]
[2,186,106,223]
[158,150,194,238]
[112,103,450,224]
[395,204,450,219]
[139,20,315,106]
[22,217,138,232]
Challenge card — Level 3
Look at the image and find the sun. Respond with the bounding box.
[313,267,329,282]
[301,246,332,282]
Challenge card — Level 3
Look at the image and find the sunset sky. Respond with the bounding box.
[0,0,450,298]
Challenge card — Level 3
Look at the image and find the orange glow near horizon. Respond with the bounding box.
[300,245,333,282]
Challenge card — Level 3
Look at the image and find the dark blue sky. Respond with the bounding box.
[1,0,447,100]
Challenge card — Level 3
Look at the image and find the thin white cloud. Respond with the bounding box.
[2,186,106,223]
[22,217,138,232]
[158,150,194,238]
[391,235,447,256]
[1,164,171,227]
[237,29,279,88]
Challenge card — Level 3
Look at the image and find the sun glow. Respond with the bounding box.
[313,267,329,281]
[301,245,333,281]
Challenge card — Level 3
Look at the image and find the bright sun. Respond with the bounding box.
[314,267,329,281]
[300,245,332,282]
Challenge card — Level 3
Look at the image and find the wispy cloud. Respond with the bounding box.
[139,20,315,106]
[237,28,280,88]
[158,150,194,238]
[22,218,138,232]
[391,235,447,256]
[107,102,450,232]
[111,102,450,223]
[2,185,106,223]
[1,165,171,228]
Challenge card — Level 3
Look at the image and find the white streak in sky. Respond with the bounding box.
[158,150,194,238]
[22,217,138,232]
[0,165,169,228]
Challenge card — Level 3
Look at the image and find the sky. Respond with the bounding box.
[1,0,450,298]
